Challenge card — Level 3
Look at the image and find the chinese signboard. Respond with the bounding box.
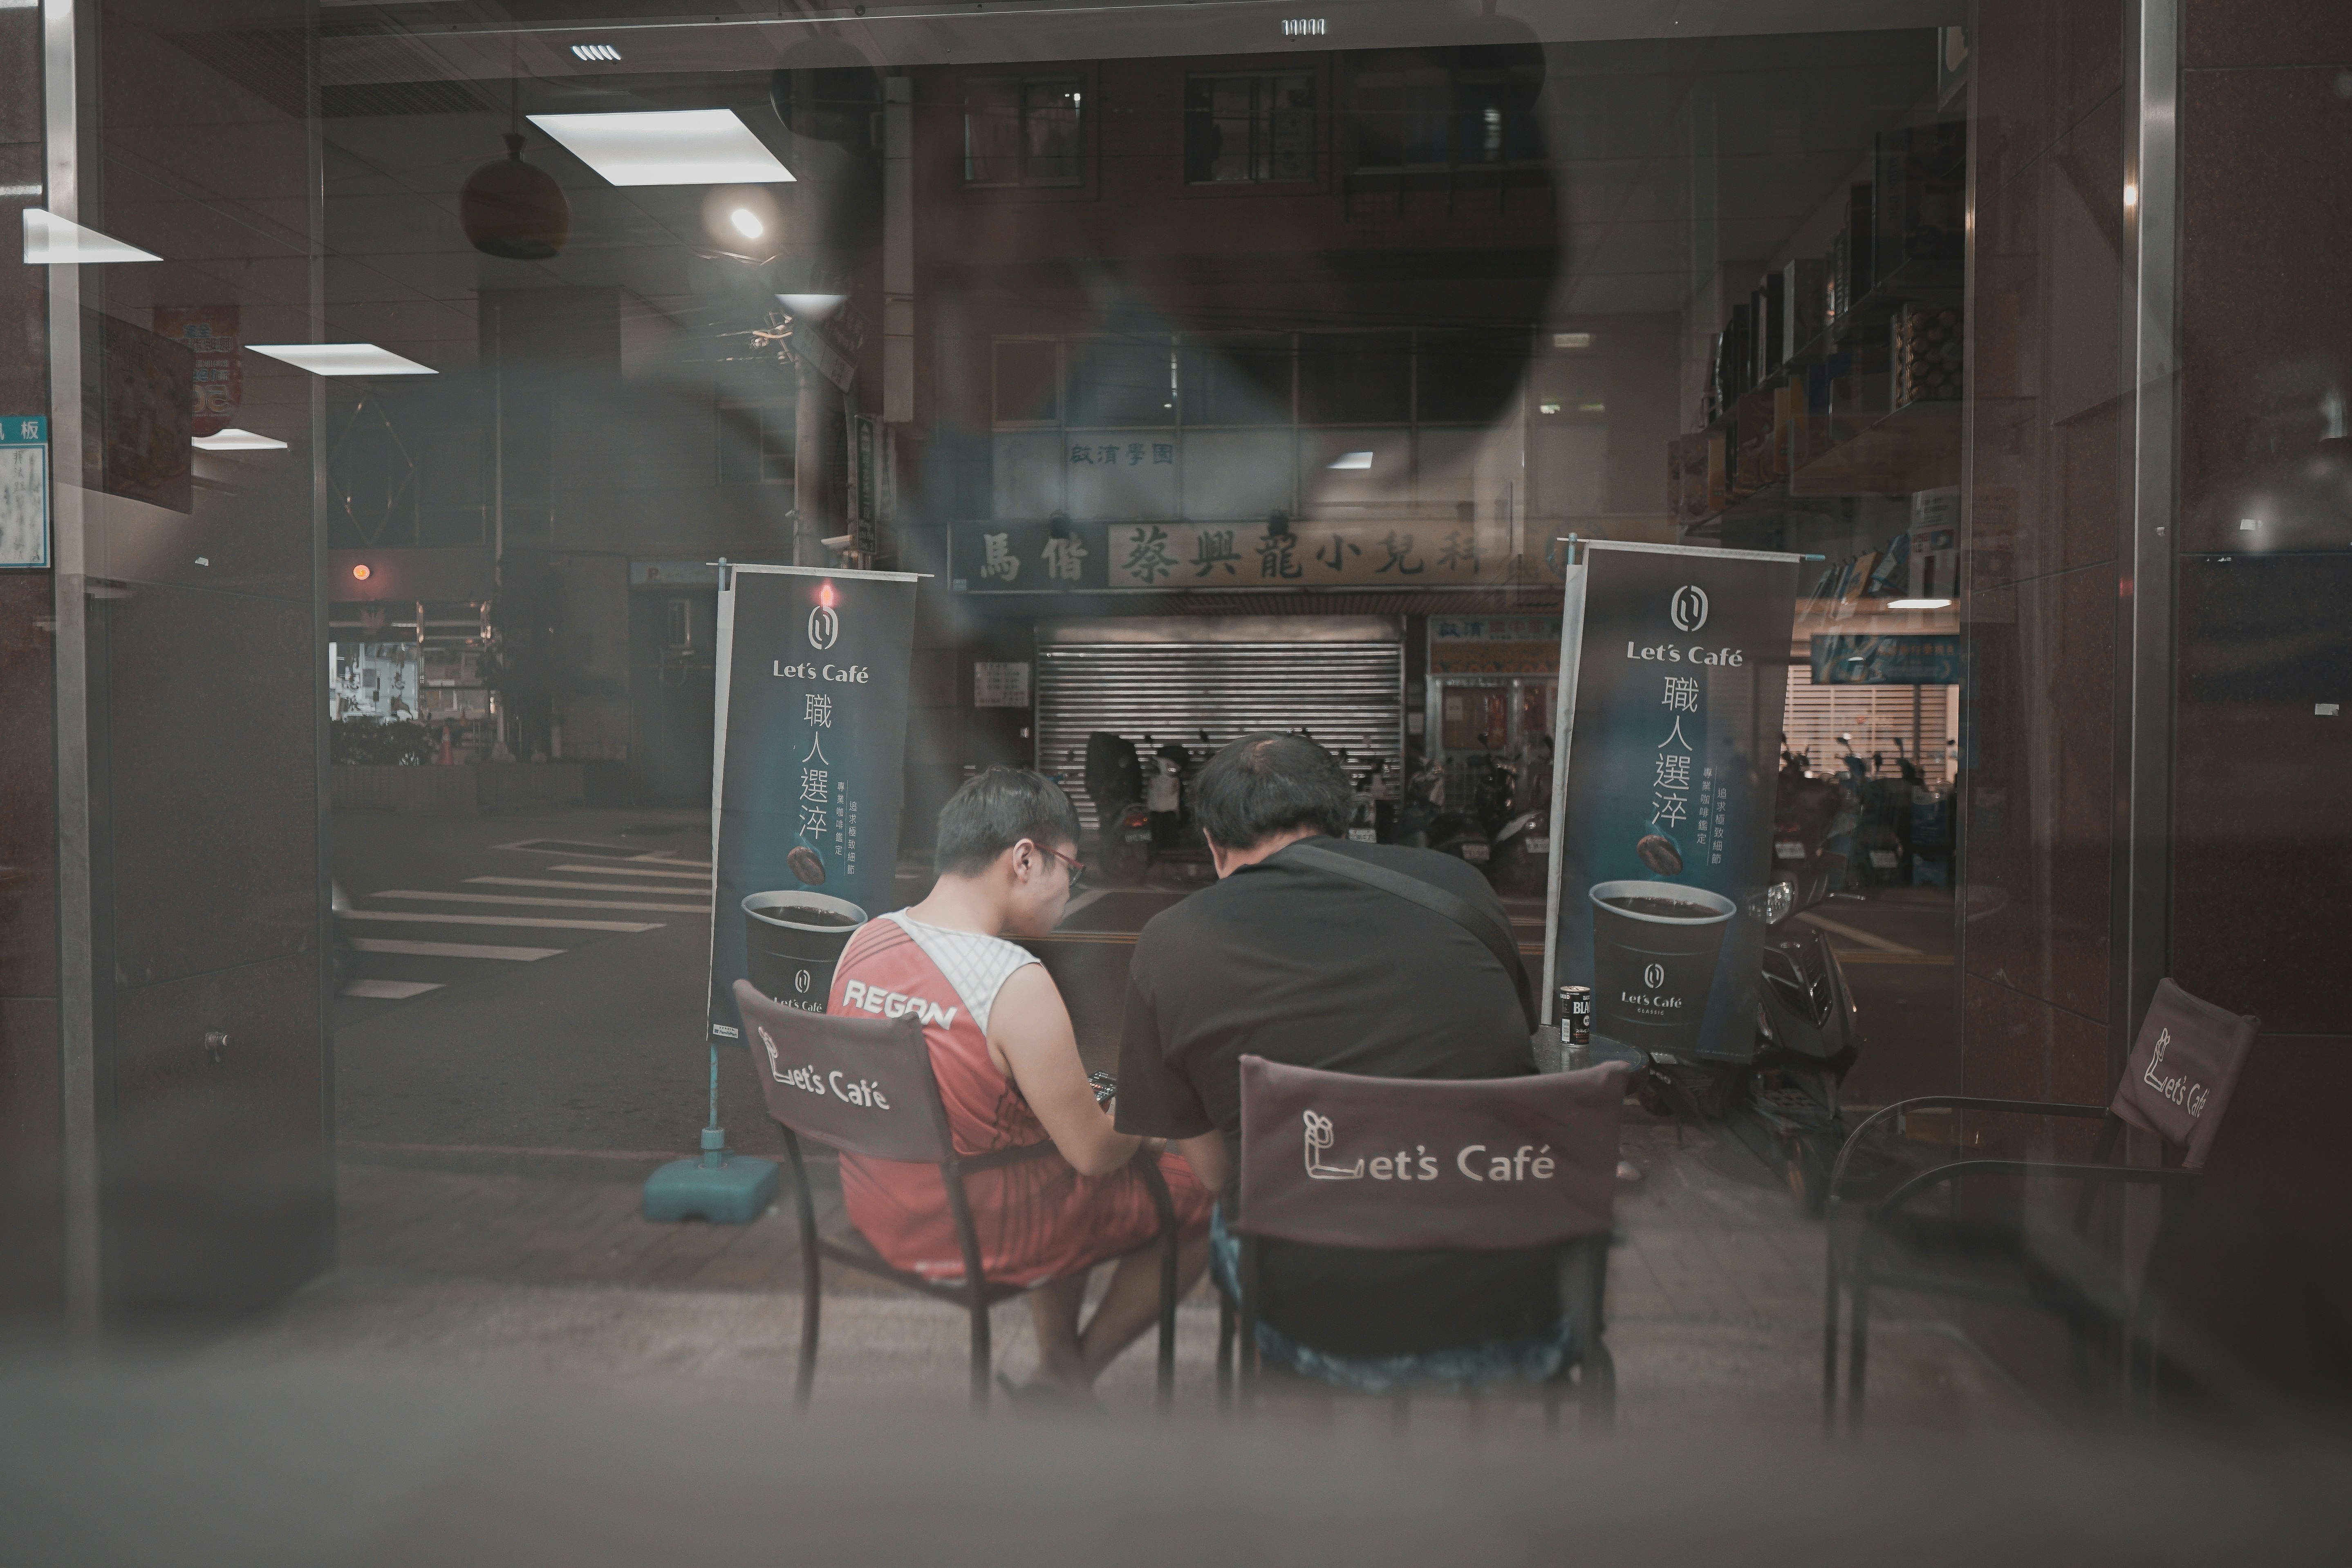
[1810,634,1962,685]
[951,519,1530,591]
[1,416,49,569]
[706,564,919,1042]
[1542,541,1802,1064]
[1429,615,1562,675]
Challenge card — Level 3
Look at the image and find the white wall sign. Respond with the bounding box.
[0,416,49,570]
[974,661,1032,708]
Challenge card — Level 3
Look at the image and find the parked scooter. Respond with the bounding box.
[1633,857,1860,1212]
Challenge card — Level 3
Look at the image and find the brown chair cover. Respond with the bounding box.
[1234,1054,1632,1252]
[735,979,956,1166]
[2110,978,2260,1171]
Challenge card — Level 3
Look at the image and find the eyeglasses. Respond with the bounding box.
[1040,845,1086,889]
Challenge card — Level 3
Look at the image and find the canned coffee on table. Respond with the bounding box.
[1558,985,1593,1063]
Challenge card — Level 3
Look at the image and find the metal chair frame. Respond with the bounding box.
[755,1006,1181,1414]
[1821,1096,2200,1431]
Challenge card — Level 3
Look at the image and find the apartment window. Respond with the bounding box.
[1351,50,1543,172]
[964,77,1084,186]
[1185,74,1315,184]
[992,340,1061,426]
[1066,338,1177,427]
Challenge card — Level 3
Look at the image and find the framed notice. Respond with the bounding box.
[0,416,49,569]
[973,661,1031,708]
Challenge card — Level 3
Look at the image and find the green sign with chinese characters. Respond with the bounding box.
[1,416,49,570]
[950,518,1526,592]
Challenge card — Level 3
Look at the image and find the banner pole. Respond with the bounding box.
[1538,537,1588,1028]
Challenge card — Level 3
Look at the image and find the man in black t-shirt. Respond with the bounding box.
[1116,733,1564,1379]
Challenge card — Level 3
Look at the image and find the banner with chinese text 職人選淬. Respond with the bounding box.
[951,519,1536,591]
[706,564,919,1043]
[1541,541,1801,1065]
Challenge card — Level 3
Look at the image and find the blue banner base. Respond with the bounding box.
[642,1153,780,1225]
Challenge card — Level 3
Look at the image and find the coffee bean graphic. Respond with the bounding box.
[1635,833,1684,876]
[788,845,827,885]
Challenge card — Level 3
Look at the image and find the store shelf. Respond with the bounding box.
[1789,398,1961,496]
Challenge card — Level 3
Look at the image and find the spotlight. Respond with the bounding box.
[729,208,764,239]
[351,563,374,582]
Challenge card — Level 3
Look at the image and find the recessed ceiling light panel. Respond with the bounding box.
[22,208,160,263]
[191,428,289,450]
[247,343,438,376]
[528,110,795,186]
[1328,451,1375,470]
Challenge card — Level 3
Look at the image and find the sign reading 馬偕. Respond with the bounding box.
[707,564,920,1044]
[1541,541,1802,1065]
[1810,634,1962,685]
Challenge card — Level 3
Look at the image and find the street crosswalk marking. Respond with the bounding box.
[341,979,444,999]
[348,936,562,961]
[547,863,707,880]
[375,889,705,914]
[340,909,663,933]
[467,876,712,898]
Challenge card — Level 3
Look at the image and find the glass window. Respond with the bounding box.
[992,340,1061,426]
[1066,339,1177,427]
[1185,74,1315,184]
[965,76,1084,186]
[1298,333,1411,425]
[717,401,794,485]
[1351,52,1543,171]
[1179,334,1292,426]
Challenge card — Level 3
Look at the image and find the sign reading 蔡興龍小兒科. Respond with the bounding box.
[1541,541,1802,1064]
[706,564,919,1044]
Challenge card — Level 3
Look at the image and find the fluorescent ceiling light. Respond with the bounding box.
[571,43,621,62]
[1328,451,1374,470]
[528,110,795,186]
[777,293,844,319]
[22,208,160,263]
[1554,332,1593,349]
[1887,598,1951,610]
[247,343,437,376]
[192,428,289,451]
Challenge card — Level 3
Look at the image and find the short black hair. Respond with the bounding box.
[934,767,1082,877]
[1192,732,1349,851]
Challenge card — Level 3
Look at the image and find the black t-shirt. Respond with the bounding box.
[1115,836,1557,1358]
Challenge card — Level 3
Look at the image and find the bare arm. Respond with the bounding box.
[988,963,1141,1178]
[1176,1130,1228,1195]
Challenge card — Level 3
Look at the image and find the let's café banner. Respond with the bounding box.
[707,564,919,1044]
[1541,542,1801,1065]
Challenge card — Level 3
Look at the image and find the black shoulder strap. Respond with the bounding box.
[1286,842,1537,1030]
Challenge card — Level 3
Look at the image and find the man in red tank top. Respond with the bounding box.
[830,768,1214,1400]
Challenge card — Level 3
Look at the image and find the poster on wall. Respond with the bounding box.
[1540,540,1802,1064]
[706,563,921,1043]
[0,416,49,569]
[153,305,241,437]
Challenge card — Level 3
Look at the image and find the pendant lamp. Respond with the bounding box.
[462,73,569,260]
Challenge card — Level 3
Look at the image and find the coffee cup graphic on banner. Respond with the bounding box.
[744,890,868,1013]
[1587,878,1736,1055]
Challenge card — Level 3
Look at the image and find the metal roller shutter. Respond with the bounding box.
[1781,663,1958,781]
[1035,640,1403,828]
